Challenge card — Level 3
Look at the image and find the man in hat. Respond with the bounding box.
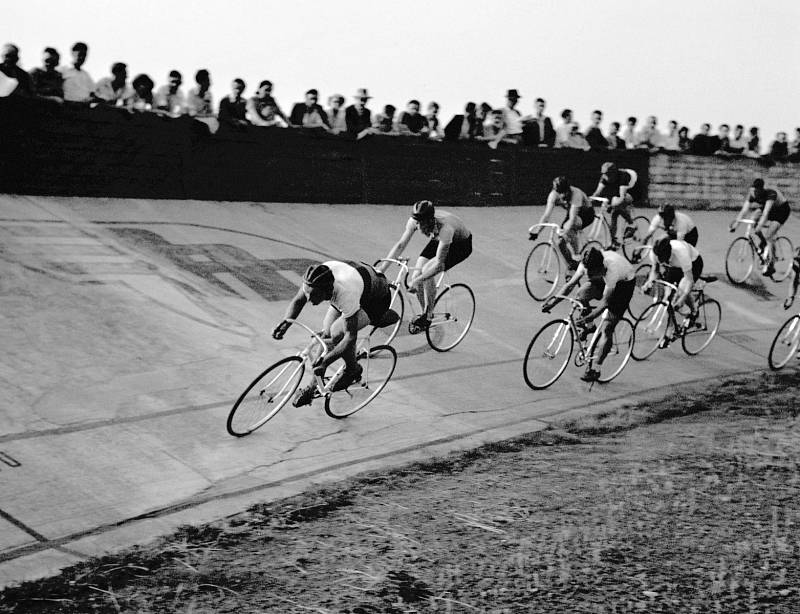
[501,89,523,144]
[345,88,372,137]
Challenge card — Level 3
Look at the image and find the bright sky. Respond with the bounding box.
[7,0,800,141]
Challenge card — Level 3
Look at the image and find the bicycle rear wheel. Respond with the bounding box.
[725,237,755,284]
[426,283,475,351]
[523,319,574,390]
[622,216,650,262]
[324,344,397,418]
[589,318,634,383]
[227,356,305,437]
[681,298,721,355]
[768,314,800,371]
[524,243,560,301]
[627,263,654,320]
[771,236,794,282]
[632,301,671,360]
[371,284,404,345]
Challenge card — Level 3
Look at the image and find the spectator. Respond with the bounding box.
[691,123,713,155]
[714,124,732,155]
[769,132,789,162]
[555,108,573,147]
[745,126,761,158]
[563,122,590,151]
[371,104,397,134]
[154,70,187,115]
[607,121,626,150]
[584,110,607,150]
[186,69,213,117]
[0,44,34,97]
[678,126,692,152]
[662,120,680,151]
[59,42,94,102]
[345,88,372,137]
[444,101,479,141]
[126,73,154,111]
[289,88,330,129]
[30,47,64,101]
[789,128,800,162]
[94,62,132,107]
[426,102,442,139]
[326,94,347,134]
[218,78,247,125]
[475,102,492,138]
[501,89,523,144]
[522,97,555,147]
[728,124,747,154]
[479,109,508,143]
[622,116,637,148]
[636,115,661,151]
[246,80,289,127]
[397,99,429,136]
[705,124,722,154]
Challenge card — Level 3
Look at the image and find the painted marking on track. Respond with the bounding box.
[723,301,777,327]
[277,269,304,287]
[472,327,525,356]
[213,272,264,302]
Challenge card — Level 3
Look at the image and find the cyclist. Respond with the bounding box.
[730,178,791,277]
[643,236,704,321]
[543,246,636,382]
[783,248,800,309]
[643,204,699,247]
[272,261,397,407]
[529,176,596,272]
[590,161,638,249]
[379,200,473,334]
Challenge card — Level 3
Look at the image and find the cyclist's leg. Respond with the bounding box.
[576,278,604,319]
[594,313,619,366]
[563,219,583,264]
[411,255,436,314]
[328,309,372,374]
[594,277,634,367]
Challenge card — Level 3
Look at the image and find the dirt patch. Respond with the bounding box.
[3,371,800,613]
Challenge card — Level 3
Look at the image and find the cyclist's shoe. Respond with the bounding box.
[408,314,431,335]
[292,383,319,408]
[623,226,636,240]
[581,368,601,382]
[685,310,701,330]
[610,239,621,250]
[329,363,363,392]
[762,261,776,279]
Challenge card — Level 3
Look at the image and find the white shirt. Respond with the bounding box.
[327,106,347,134]
[650,240,699,273]
[503,106,522,135]
[647,211,695,237]
[59,66,95,102]
[602,250,635,287]
[94,77,133,106]
[325,261,364,318]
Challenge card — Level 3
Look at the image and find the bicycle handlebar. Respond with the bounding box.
[651,279,679,294]
[734,219,755,226]
[528,222,560,234]
[284,318,330,359]
[590,196,609,205]
[552,294,585,310]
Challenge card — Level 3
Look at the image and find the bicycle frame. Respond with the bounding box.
[639,279,705,338]
[548,294,608,365]
[377,256,447,321]
[732,219,767,263]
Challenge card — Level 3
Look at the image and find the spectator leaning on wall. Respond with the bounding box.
[247,80,289,127]
[30,47,64,101]
[444,101,479,141]
[769,132,789,162]
[0,43,33,97]
[745,126,761,158]
[607,122,626,150]
[94,62,133,107]
[154,70,187,115]
[371,104,398,134]
[187,69,214,117]
[563,122,590,151]
[636,115,661,152]
[678,126,692,152]
[426,102,442,139]
[789,128,800,162]
[501,89,523,144]
[662,120,680,152]
[218,78,247,126]
[622,116,637,149]
[326,94,347,134]
[585,110,608,150]
[60,41,94,102]
[691,123,712,155]
[127,73,154,111]
[555,108,573,148]
[289,88,331,129]
[345,88,372,137]
[522,97,555,148]
[397,99,429,136]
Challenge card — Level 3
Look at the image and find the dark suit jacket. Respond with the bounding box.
[585,126,608,150]
[444,114,479,141]
[289,103,330,128]
[522,116,555,147]
[345,105,372,135]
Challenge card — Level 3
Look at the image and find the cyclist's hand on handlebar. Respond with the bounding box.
[272,320,291,340]
[528,231,539,241]
[729,222,737,232]
[784,295,795,310]
[542,298,555,313]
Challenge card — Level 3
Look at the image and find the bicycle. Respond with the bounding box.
[590,196,650,263]
[522,295,635,389]
[631,276,721,361]
[768,311,800,370]
[725,218,794,284]
[373,257,475,352]
[226,319,397,436]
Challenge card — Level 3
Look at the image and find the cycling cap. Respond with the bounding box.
[752,178,765,190]
[654,237,672,261]
[601,162,617,173]
[582,246,604,270]
[552,176,571,195]
[302,263,334,288]
[411,200,435,221]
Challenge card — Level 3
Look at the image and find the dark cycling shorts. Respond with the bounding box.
[683,226,699,246]
[577,206,596,229]
[354,264,391,325]
[664,255,704,285]
[420,234,473,270]
[607,278,636,318]
[767,201,791,225]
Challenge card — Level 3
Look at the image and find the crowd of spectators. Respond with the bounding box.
[2,41,800,163]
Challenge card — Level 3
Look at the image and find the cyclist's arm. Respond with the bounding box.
[418,226,455,281]
[321,305,340,338]
[273,288,308,337]
[673,259,694,309]
[547,264,585,309]
[590,180,604,198]
[755,199,774,231]
[317,312,359,369]
[561,201,580,235]
[732,194,751,228]
[582,281,615,322]
[644,215,662,243]
[537,191,558,226]
[379,218,416,272]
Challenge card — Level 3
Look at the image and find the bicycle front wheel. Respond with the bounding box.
[622,216,650,262]
[627,262,654,320]
[768,314,800,370]
[524,242,560,301]
[426,283,475,352]
[324,344,397,418]
[771,236,794,282]
[227,356,305,437]
[681,298,721,355]
[725,237,755,284]
[523,319,574,390]
[632,301,671,361]
[589,318,634,383]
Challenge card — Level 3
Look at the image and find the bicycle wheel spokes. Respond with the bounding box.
[227,356,305,436]
[622,216,650,262]
[632,301,670,360]
[628,263,654,320]
[771,236,794,282]
[725,237,755,284]
[324,344,397,418]
[371,285,405,345]
[768,314,800,370]
[593,318,634,383]
[681,298,721,355]
[523,319,574,390]
[524,243,561,301]
[426,283,475,352]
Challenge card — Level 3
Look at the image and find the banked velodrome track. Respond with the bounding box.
[0,195,791,586]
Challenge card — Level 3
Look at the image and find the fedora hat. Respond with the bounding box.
[354,88,372,99]
[506,89,521,98]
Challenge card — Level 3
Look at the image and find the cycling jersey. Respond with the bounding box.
[601,250,636,287]
[649,240,699,274]
[648,211,696,237]
[324,260,390,324]
[598,169,637,200]
[546,187,595,227]
[748,187,788,207]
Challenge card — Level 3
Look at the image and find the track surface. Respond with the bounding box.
[0,195,793,586]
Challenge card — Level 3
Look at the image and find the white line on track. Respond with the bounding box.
[723,301,777,327]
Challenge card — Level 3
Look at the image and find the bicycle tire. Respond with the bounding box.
[725,237,755,284]
[771,236,794,282]
[324,344,397,418]
[426,283,476,352]
[628,262,654,320]
[622,216,651,262]
[681,298,721,355]
[768,314,800,371]
[227,356,305,437]
[524,242,560,301]
[372,284,405,346]
[588,318,634,383]
[523,319,574,390]
[632,301,671,361]
[580,240,604,256]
